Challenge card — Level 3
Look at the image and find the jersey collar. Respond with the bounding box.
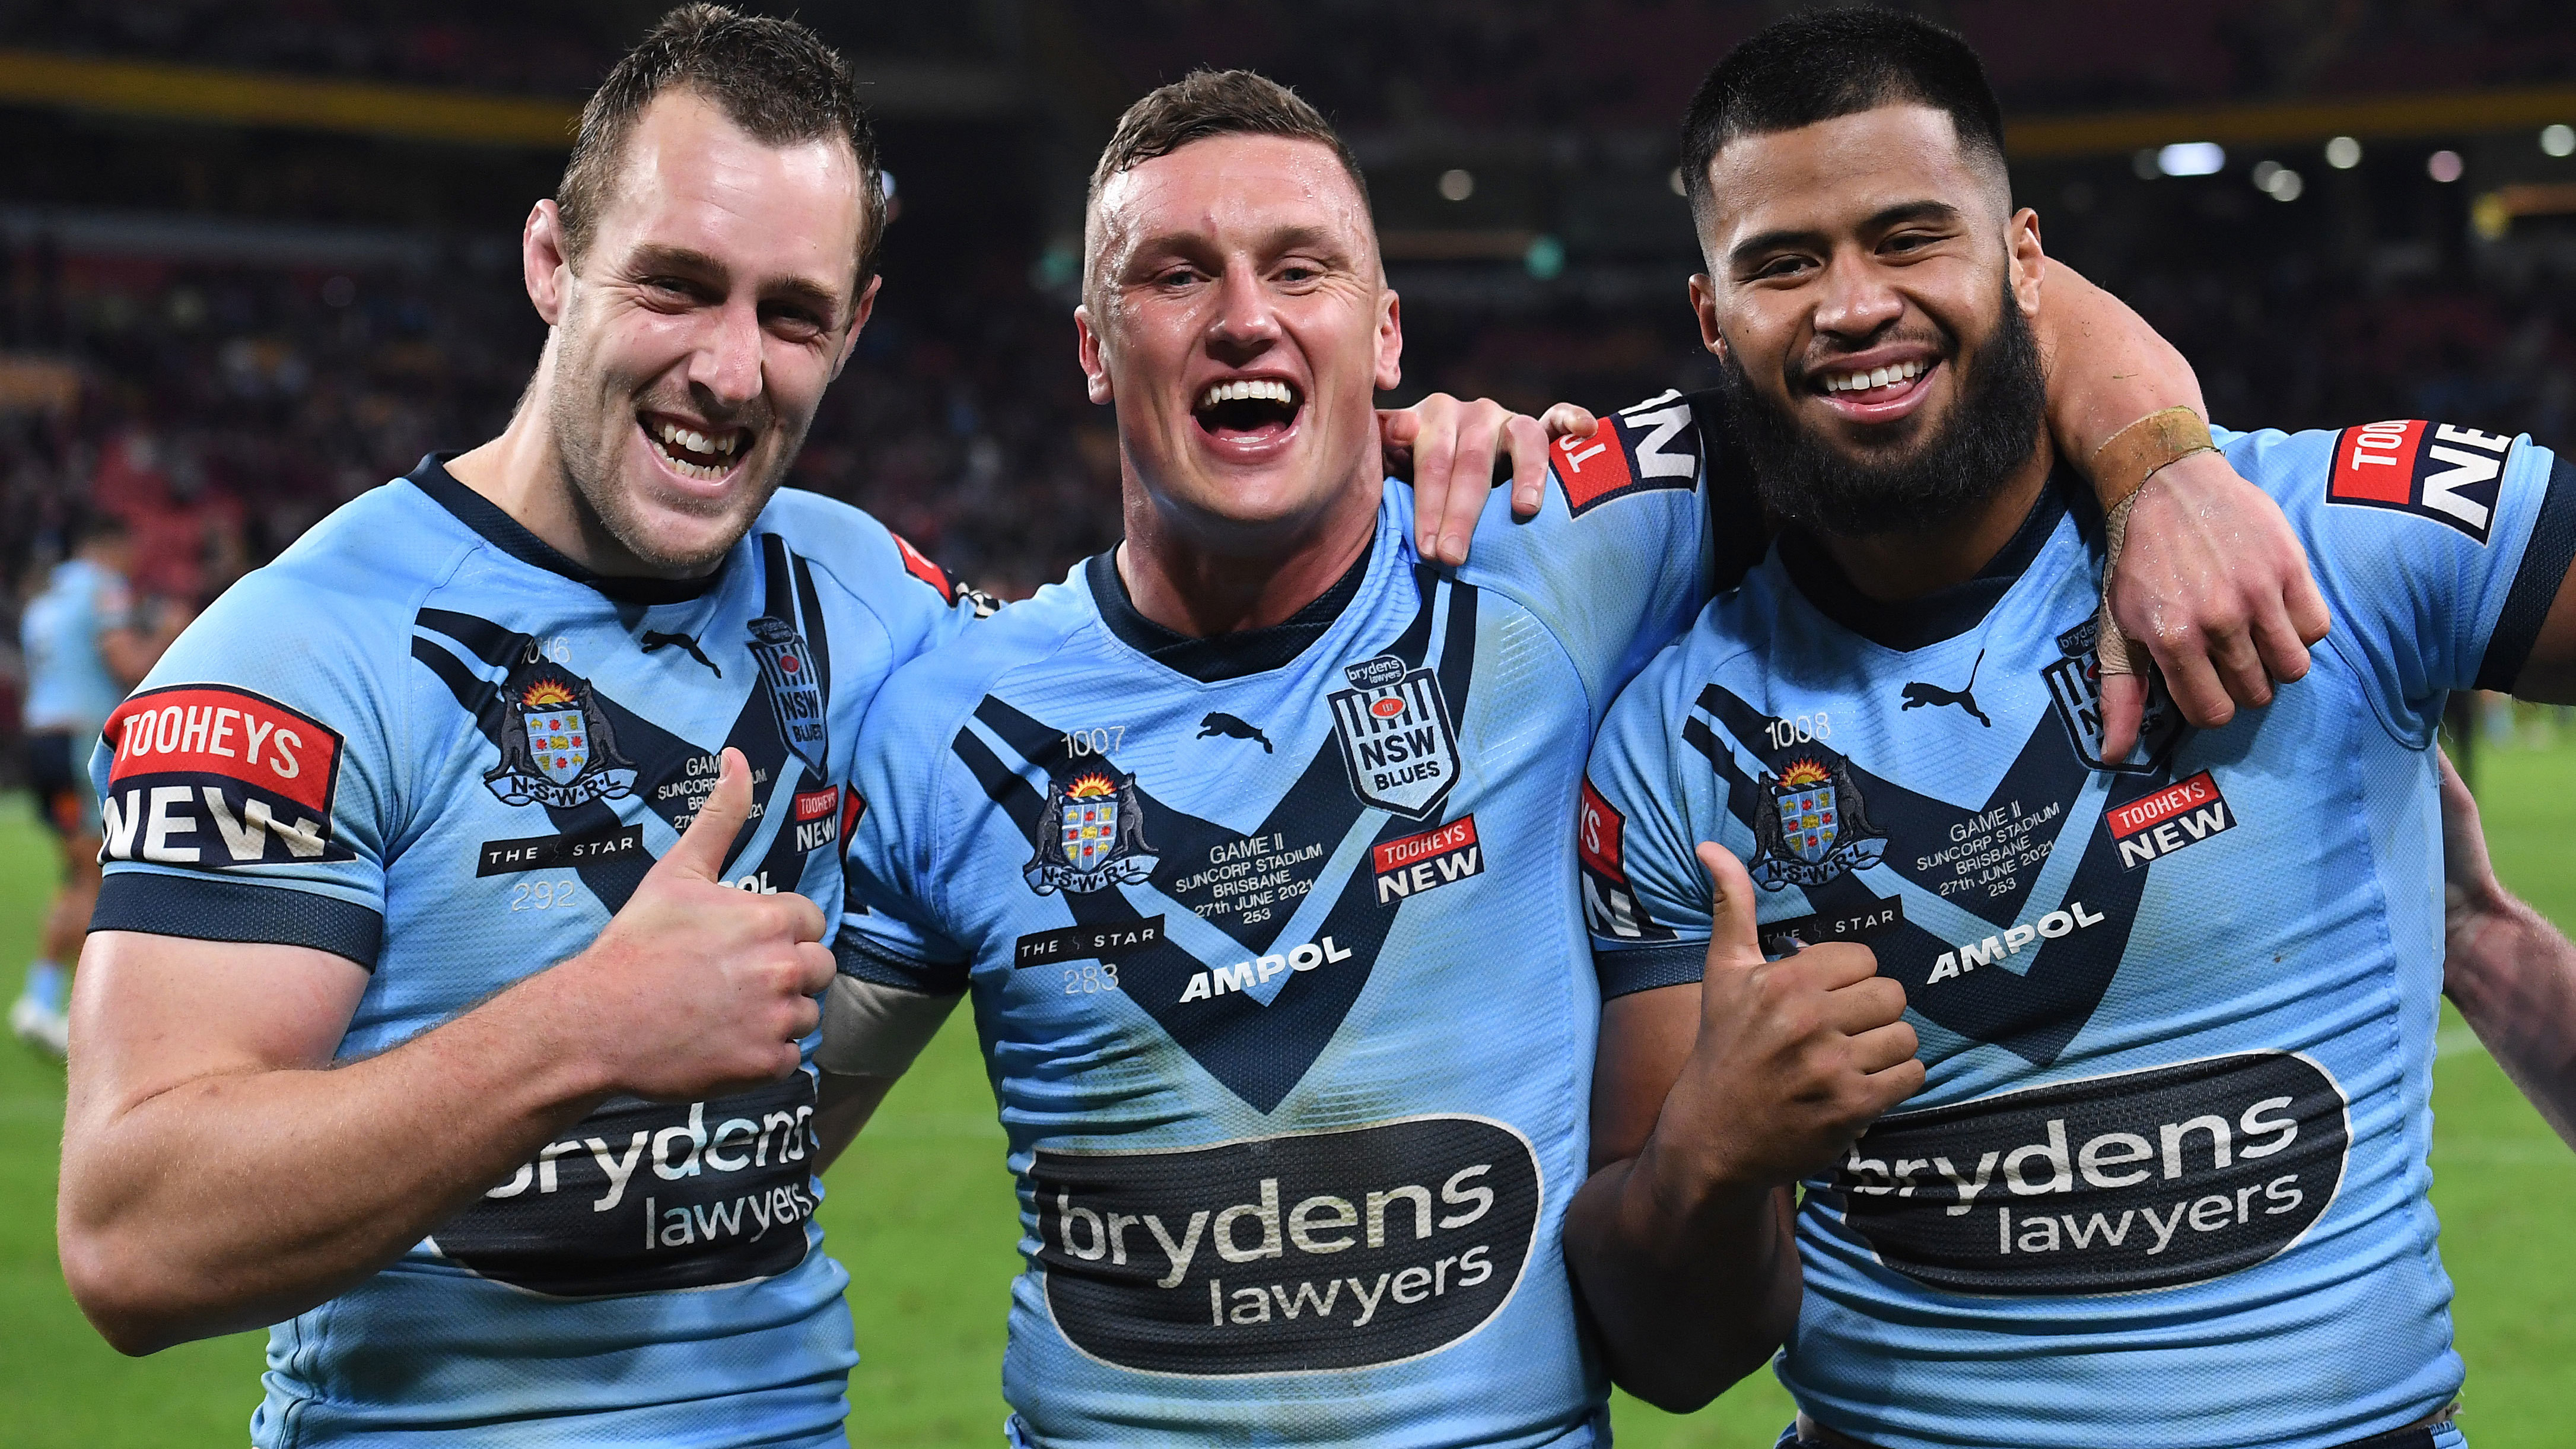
[1085,539,1374,684]
[404,452,732,606]
[1777,467,2087,652]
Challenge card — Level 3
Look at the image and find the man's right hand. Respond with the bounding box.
[1661,843,1922,1189]
[562,746,834,1101]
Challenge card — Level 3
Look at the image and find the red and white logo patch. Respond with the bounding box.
[2327,419,2513,544]
[1555,390,1700,517]
[1578,778,1627,881]
[1371,815,1483,904]
[100,684,350,865]
[2104,770,2236,869]
[891,531,956,602]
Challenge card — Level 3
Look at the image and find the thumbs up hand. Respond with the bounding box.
[560,748,835,1102]
[1658,843,1924,1190]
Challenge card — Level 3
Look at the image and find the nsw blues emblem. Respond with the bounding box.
[1750,757,1886,890]
[748,615,828,776]
[1025,768,1160,895]
[1327,653,1460,819]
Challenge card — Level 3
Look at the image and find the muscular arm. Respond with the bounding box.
[56,749,832,1354]
[2437,750,2576,1148]
[1563,846,1919,1411]
[58,935,616,1352]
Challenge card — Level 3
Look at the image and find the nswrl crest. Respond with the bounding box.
[1749,757,1887,890]
[2043,617,2184,774]
[1025,768,1159,895]
[1328,653,1460,819]
[484,666,639,809]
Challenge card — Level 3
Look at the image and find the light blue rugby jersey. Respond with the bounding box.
[21,555,132,734]
[836,393,1725,1447]
[89,455,986,1448]
[1580,421,2576,1449]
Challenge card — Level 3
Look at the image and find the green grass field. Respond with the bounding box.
[2,734,2572,1445]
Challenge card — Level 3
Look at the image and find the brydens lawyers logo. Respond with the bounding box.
[2328,419,2513,544]
[100,683,351,865]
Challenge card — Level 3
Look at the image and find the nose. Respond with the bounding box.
[1204,262,1281,360]
[1809,250,1904,345]
[687,296,765,409]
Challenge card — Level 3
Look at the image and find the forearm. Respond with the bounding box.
[61,975,611,1351]
[2037,262,2208,466]
[2446,886,2576,1149]
[1563,1144,1799,1412]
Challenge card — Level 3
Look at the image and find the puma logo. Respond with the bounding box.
[1197,711,1273,752]
[641,630,721,676]
[1900,649,1990,727]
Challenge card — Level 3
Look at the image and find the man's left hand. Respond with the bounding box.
[2097,450,2330,755]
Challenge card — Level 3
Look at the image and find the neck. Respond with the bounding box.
[1815,431,2055,603]
[441,344,687,579]
[1114,462,1383,638]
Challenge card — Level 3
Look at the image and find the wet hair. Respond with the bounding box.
[557,4,886,286]
[1085,69,1372,300]
[1678,7,2009,225]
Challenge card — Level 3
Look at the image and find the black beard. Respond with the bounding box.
[1717,288,2047,539]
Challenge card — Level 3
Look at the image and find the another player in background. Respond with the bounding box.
[47,11,1579,1445]
[11,513,176,1056]
[1568,12,2576,1448]
[819,69,2311,1448]
[2436,749,2576,1149]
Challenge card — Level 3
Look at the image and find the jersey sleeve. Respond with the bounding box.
[87,567,405,968]
[835,681,975,996]
[2224,421,2576,743]
[1454,389,1740,726]
[1580,634,1738,999]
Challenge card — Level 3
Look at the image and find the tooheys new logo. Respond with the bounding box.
[1826,1052,2348,1294]
[99,684,352,865]
[1032,1117,1541,1375]
[430,1074,819,1296]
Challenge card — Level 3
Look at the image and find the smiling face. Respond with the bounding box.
[538,88,875,575]
[1076,133,1401,551]
[1689,104,2047,533]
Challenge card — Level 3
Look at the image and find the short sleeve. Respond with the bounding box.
[836,690,974,995]
[2226,422,2576,743]
[1580,638,1734,999]
[88,572,402,968]
[1454,389,1730,724]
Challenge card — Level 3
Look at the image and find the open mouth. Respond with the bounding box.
[1192,377,1304,441]
[1814,358,1931,403]
[641,413,752,482]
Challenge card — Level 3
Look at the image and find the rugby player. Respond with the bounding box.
[2437,750,2576,1149]
[1568,11,2576,1448]
[48,10,1546,1444]
[820,68,2319,1447]
[11,513,170,1057]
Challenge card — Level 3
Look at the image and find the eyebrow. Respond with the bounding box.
[1120,222,1358,276]
[626,243,845,316]
[1726,199,1966,270]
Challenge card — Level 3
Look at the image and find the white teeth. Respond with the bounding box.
[1198,378,1297,410]
[650,420,744,463]
[1825,360,1925,393]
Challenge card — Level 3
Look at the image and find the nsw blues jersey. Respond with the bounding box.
[837,394,1723,1447]
[21,556,132,734]
[90,456,985,1447]
[1581,422,2576,1449]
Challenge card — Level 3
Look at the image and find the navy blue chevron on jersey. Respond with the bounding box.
[88,455,984,1447]
[1580,422,2576,1449]
[837,396,1719,1447]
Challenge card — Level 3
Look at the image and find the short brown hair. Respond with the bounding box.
[558,5,886,287]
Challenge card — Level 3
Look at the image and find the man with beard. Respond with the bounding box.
[1566,11,2576,1448]
[819,61,2329,1447]
[49,9,1543,1445]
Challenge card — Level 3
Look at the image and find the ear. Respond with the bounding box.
[1688,274,1729,360]
[1373,288,1405,393]
[524,199,571,328]
[2005,207,2046,319]
[1074,304,1114,406]
[829,274,882,384]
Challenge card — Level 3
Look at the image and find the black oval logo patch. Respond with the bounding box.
[430,1073,818,1297]
[1829,1051,2348,1295]
[1033,1115,1541,1374]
